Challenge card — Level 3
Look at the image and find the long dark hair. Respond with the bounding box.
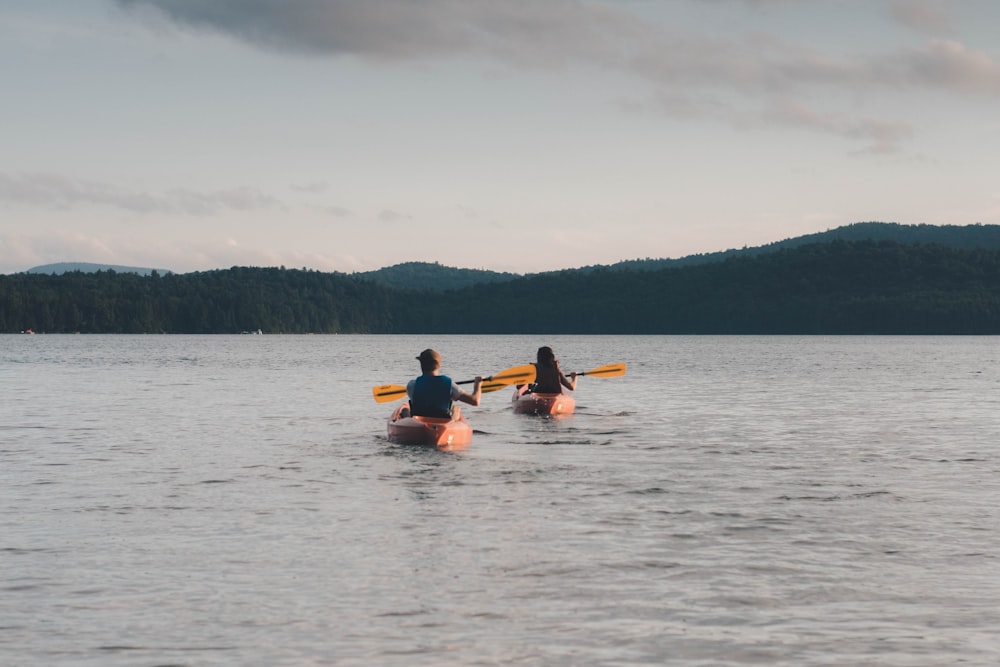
[536,346,556,367]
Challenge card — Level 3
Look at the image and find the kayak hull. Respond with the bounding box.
[386,403,473,449]
[511,386,576,416]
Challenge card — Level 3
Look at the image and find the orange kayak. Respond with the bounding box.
[386,403,473,449]
[511,385,576,416]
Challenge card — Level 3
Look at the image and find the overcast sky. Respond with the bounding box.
[2,0,999,274]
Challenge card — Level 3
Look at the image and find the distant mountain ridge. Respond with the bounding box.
[26,262,170,276]
[354,261,519,292]
[356,222,1000,291]
[597,221,1000,273]
[6,238,999,334]
[22,222,1000,289]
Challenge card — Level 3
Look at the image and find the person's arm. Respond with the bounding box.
[560,371,577,391]
[555,361,577,391]
[455,376,483,406]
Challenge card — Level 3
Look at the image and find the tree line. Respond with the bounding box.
[2,240,999,334]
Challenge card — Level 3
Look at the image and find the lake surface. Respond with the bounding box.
[2,334,998,666]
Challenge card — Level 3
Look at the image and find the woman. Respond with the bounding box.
[530,346,577,394]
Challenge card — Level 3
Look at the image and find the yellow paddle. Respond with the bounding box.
[372,364,537,403]
[574,362,627,379]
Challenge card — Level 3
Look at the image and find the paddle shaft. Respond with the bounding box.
[372,364,535,403]
[574,362,627,378]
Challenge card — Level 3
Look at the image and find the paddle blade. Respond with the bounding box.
[481,380,511,393]
[580,362,627,378]
[489,364,536,387]
[372,384,408,403]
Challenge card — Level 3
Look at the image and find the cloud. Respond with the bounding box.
[877,39,1000,94]
[113,0,637,65]
[164,186,283,215]
[763,100,914,155]
[889,0,954,35]
[377,209,410,223]
[0,171,156,212]
[112,0,1000,152]
[290,181,329,193]
[114,1,1000,91]
[0,171,283,215]
[318,205,352,218]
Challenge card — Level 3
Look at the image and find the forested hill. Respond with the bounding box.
[355,261,519,292]
[24,222,999,292]
[427,241,1000,334]
[768,221,1000,250]
[353,222,1000,290]
[3,240,999,334]
[599,222,1000,273]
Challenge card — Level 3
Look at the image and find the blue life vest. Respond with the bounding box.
[410,375,454,418]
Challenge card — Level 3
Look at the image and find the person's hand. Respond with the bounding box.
[569,372,577,379]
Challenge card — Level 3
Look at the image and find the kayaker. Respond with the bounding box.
[528,346,577,394]
[403,349,482,418]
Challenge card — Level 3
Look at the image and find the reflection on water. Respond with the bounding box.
[2,335,999,666]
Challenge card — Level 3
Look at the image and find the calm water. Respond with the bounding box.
[2,334,998,666]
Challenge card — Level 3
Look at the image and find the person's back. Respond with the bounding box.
[410,374,454,418]
[531,346,577,394]
[532,362,564,393]
[405,349,482,419]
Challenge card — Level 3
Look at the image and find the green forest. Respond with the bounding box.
[3,239,1000,334]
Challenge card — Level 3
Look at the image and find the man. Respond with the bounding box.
[406,349,482,418]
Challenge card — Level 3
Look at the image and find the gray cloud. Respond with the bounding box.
[763,100,915,155]
[290,181,330,193]
[377,209,410,223]
[309,204,351,218]
[113,0,1000,152]
[0,172,158,212]
[875,39,1000,94]
[325,205,351,218]
[631,32,1000,97]
[165,186,283,215]
[889,0,954,34]
[632,93,914,154]
[113,0,637,65]
[114,0,1000,90]
[0,172,283,215]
